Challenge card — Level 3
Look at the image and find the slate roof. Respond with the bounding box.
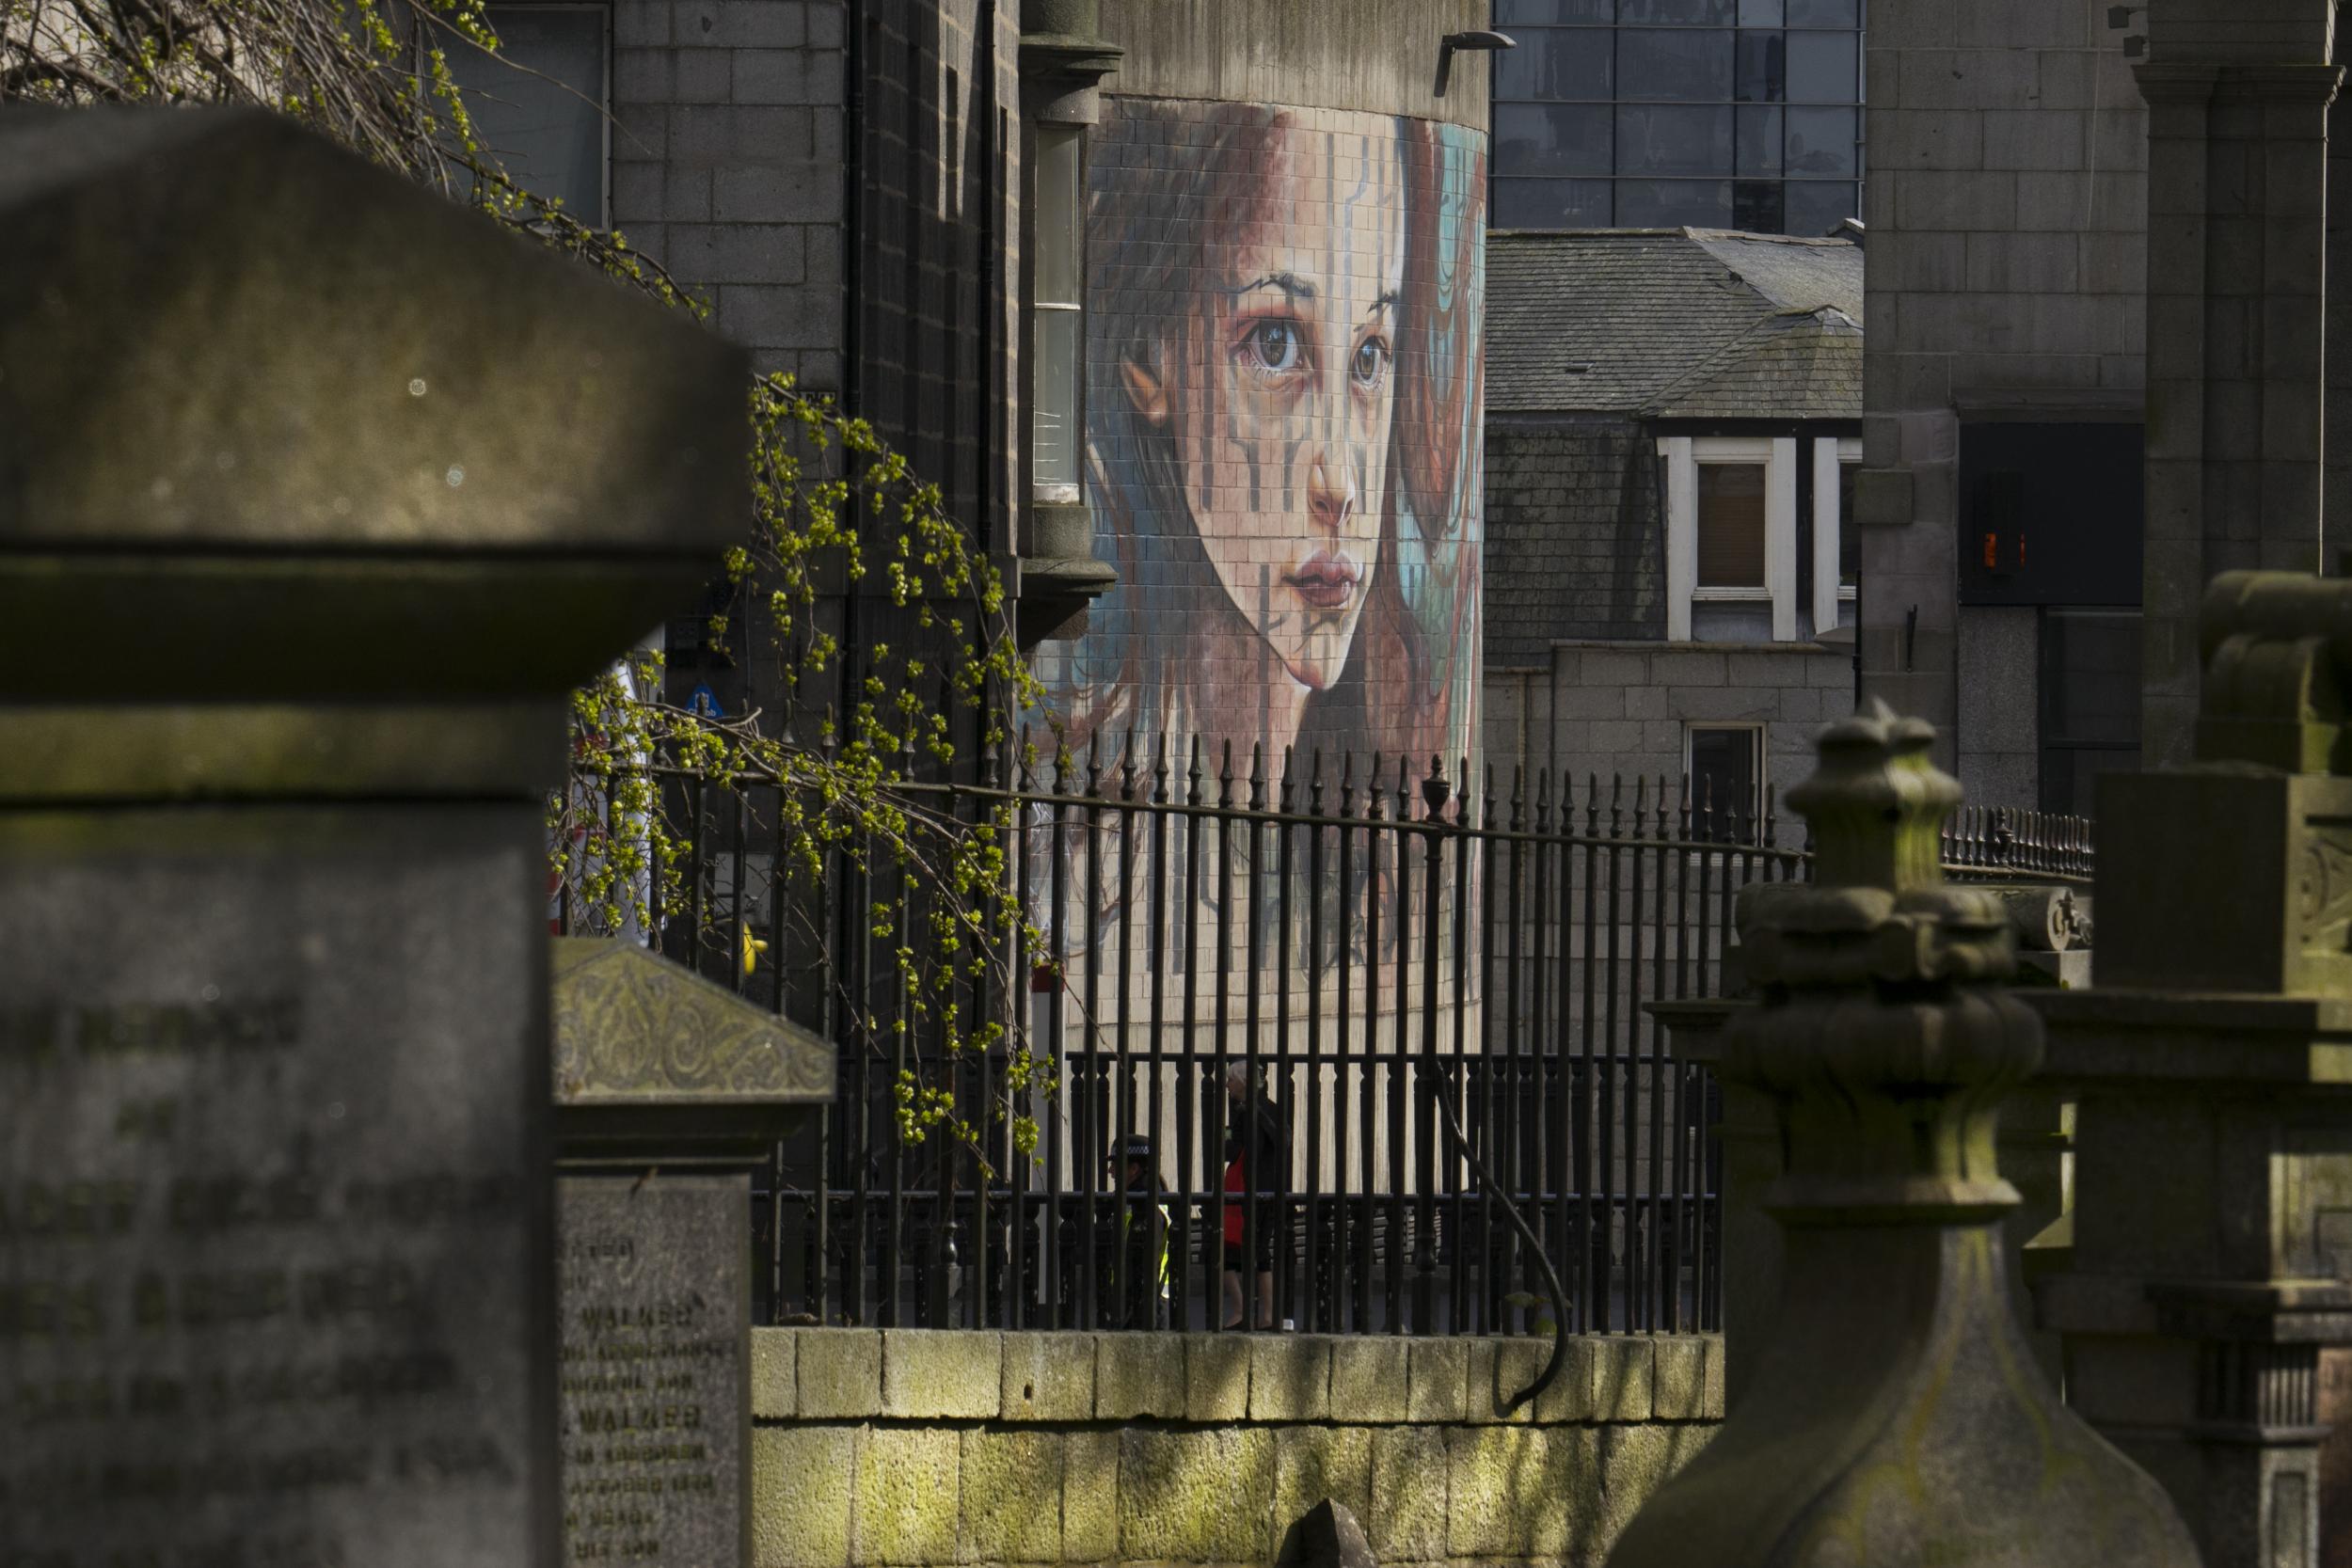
[1642,305,1863,421]
[1486,228,1865,417]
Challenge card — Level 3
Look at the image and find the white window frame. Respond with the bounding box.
[1027,119,1087,507]
[1811,436,1863,635]
[1661,435,1798,642]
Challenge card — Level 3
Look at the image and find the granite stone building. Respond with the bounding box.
[1853,3,2149,815]
[1482,225,1861,821]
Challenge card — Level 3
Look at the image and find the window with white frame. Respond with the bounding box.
[1686,723,1765,843]
[1661,436,1797,641]
[1809,435,1862,635]
[1028,121,1086,504]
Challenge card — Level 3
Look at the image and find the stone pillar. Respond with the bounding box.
[548,941,834,1568]
[1609,706,2195,1567]
[2040,568,2352,1568]
[2137,0,2343,768]
[0,109,746,1567]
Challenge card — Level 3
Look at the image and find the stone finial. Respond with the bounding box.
[2197,569,2352,772]
[1737,702,2013,998]
[1607,705,2197,1568]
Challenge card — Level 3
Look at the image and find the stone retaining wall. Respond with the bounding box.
[749,1328,1722,1568]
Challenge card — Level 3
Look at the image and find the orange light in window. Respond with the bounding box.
[1983,532,1998,570]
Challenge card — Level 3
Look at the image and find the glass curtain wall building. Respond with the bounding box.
[1492,0,1864,235]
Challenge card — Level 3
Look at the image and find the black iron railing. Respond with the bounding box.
[558,745,2091,1337]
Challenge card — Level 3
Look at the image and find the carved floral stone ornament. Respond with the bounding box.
[1607,703,2197,1568]
[549,938,833,1105]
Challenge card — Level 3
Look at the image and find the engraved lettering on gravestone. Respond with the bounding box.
[1,836,545,1567]
[557,1177,746,1568]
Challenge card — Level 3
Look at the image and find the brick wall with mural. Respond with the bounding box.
[1036,97,1484,784]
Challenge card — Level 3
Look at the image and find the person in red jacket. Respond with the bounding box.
[1219,1060,1291,1329]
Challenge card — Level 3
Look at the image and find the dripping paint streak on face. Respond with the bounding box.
[1125,120,1406,695]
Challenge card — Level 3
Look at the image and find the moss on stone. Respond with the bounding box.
[1368,1424,1448,1560]
[959,1429,1064,1562]
[1272,1424,1373,1529]
[800,1329,883,1418]
[1329,1337,1410,1423]
[1184,1332,1252,1422]
[853,1427,960,1564]
[1444,1425,1567,1558]
[1248,1336,1332,1421]
[1062,1430,1120,1562]
[1116,1427,1274,1561]
[1096,1332,1184,1419]
[1406,1338,1470,1423]
[752,1425,855,1568]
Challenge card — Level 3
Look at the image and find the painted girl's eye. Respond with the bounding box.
[1244,321,1301,373]
[1352,338,1391,388]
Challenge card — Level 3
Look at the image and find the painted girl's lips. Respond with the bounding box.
[1283,553,1361,610]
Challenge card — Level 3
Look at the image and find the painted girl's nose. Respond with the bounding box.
[1308,451,1356,535]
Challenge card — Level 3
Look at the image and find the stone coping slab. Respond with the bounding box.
[754,1326,1722,1426]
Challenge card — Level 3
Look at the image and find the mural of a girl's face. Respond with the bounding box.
[1119,121,1406,694]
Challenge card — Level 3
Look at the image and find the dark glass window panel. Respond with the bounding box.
[445,7,606,225]
[1619,0,1733,20]
[1736,0,1783,21]
[1736,105,1783,175]
[1787,30,1858,101]
[1492,177,1615,228]
[1786,0,1857,23]
[1495,28,1614,101]
[1496,0,1615,20]
[1783,178,1858,235]
[1617,177,1732,226]
[1689,726,1762,840]
[1732,179,1784,230]
[1618,28,1734,100]
[1616,104,1733,177]
[1496,103,1614,178]
[1734,31,1784,100]
[1697,463,1768,585]
[1785,106,1857,173]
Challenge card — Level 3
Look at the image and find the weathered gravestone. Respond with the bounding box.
[0,108,745,1567]
[548,939,832,1568]
[1610,704,2195,1568]
[2036,569,2352,1568]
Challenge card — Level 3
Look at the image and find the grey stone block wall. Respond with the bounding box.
[748,1326,1722,1568]
[1482,640,1855,816]
[610,0,848,388]
[1956,605,2040,809]
[1860,0,2145,782]
[605,0,1016,553]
